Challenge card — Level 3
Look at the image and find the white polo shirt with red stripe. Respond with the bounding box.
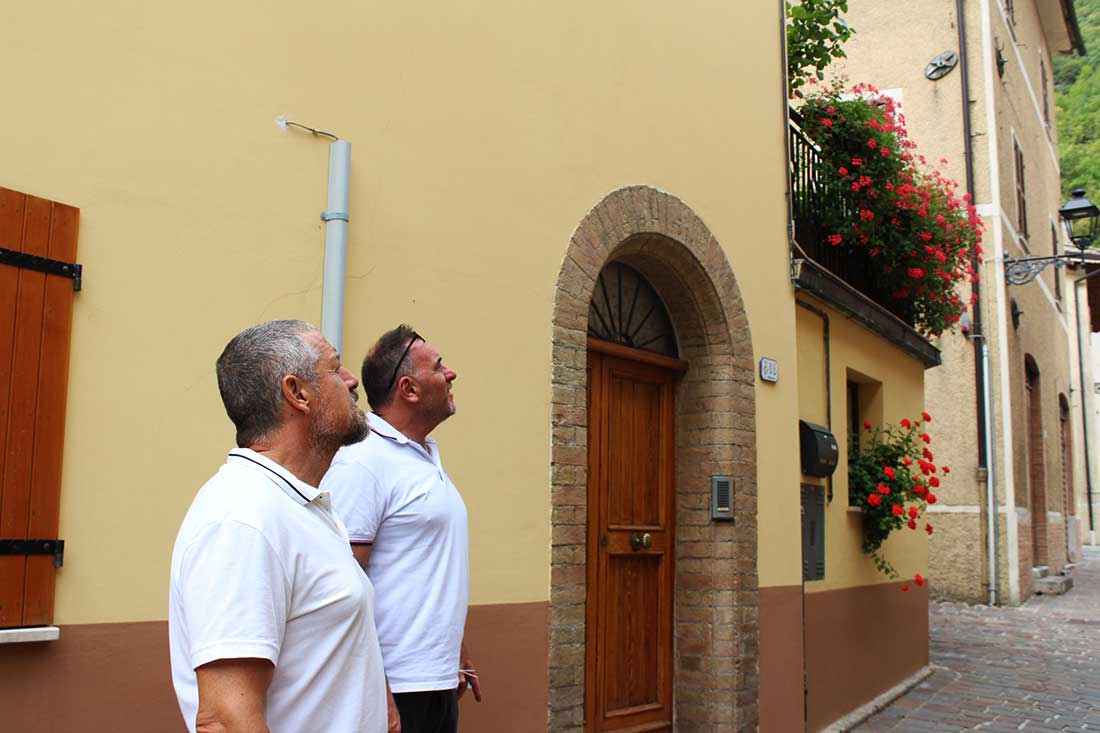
[169,448,387,733]
[322,413,469,694]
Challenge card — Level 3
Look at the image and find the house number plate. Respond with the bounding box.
[759,357,779,383]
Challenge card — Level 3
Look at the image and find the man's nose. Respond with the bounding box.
[445,367,457,382]
[341,367,359,389]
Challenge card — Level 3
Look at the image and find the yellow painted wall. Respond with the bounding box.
[2,1,795,623]
[795,299,929,591]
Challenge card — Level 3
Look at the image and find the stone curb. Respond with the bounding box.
[823,665,936,732]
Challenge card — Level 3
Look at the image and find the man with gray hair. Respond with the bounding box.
[169,319,388,732]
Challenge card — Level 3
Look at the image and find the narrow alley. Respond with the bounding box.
[855,547,1100,731]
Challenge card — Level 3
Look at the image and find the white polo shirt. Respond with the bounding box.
[322,413,469,693]
[169,448,387,733]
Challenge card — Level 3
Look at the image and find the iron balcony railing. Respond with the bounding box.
[788,108,914,326]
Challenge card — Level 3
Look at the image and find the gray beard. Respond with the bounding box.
[310,406,369,454]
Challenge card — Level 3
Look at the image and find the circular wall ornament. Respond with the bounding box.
[925,50,959,81]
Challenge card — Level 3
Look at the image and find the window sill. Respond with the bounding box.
[0,626,60,644]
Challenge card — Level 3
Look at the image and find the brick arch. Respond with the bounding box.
[548,186,758,731]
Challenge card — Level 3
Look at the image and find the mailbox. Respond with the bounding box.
[799,420,838,478]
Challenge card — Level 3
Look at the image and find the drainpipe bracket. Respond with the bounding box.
[321,211,349,222]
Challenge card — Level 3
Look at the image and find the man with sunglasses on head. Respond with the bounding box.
[322,325,480,733]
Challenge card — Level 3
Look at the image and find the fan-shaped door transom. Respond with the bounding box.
[587,262,677,357]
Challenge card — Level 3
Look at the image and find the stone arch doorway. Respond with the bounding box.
[548,186,758,732]
[1025,355,1047,569]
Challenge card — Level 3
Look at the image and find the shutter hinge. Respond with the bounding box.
[0,539,65,567]
[0,247,82,291]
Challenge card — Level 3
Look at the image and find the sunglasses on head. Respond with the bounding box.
[386,333,423,393]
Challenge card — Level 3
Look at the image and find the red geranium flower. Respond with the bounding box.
[908,518,918,529]
[925,523,934,535]
[902,457,912,466]
[901,418,912,429]
[921,411,932,422]
[883,466,896,479]
[942,466,950,474]
[923,448,934,461]
[929,476,940,488]
[920,433,931,444]
[863,421,872,431]
[868,493,883,507]
[877,483,891,495]
[908,506,918,519]
[915,573,925,586]
[891,504,904,516]
[901,585,911,592]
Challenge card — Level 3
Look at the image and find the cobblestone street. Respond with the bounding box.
[854,547,1100,732]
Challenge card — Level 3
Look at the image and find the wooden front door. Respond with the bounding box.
[585,340,683,733]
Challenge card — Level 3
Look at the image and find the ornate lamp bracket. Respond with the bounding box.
[1004,255,1071,286]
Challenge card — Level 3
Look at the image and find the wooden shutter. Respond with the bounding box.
[801,483,825,581]
[0,187,79,628]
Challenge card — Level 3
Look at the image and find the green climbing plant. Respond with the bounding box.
[786,0,854,98]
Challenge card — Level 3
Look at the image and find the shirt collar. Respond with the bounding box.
[368,412,437,450]
[227,448,323,507]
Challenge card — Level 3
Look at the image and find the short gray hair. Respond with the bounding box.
[216,319,320,447]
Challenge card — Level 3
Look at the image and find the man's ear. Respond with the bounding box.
[395,374,420,404]
[281,374,313,415]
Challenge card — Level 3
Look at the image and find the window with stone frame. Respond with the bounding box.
[1041,56,1050,128]
[1014,139,1028,241]
[845,373,882,506]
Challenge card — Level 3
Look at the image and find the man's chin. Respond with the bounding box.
[338,411,369,447]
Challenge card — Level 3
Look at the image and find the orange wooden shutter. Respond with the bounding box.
[0,186,79,628]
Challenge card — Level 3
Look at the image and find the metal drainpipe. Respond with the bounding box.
[777,3,810,726]
[956,0,989,469]
[969,332,999,605]
[1074,270,1099,541]
[321,140,352,355]
[955,0,1000,604]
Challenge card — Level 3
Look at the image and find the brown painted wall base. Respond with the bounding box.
[759,585,805,732]
[805,582,928,731]
[0,620,180,732]
[758,582,929,733]
[459,601,549,732]
[0,602,548,733]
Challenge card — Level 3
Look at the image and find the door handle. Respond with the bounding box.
[630,532,653,551]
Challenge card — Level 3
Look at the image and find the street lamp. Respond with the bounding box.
[1005,188,1100,285]
[1061,188,1100,251]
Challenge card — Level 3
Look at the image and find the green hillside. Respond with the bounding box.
[1054,0,1100,198]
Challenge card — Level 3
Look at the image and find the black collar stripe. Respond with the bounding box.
[231,453,311,503]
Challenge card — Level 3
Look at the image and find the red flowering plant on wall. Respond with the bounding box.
[849,411,944,584]
[799,82,983,337]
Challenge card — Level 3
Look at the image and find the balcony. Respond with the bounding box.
[788,108,940,368]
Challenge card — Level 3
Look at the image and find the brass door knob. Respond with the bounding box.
[630,532,653,551]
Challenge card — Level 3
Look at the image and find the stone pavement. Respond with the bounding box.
[853,546,1100,732]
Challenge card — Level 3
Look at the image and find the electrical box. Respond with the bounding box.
[801,483,825,581]
[799,420,838,478]
[711,475,734,521]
